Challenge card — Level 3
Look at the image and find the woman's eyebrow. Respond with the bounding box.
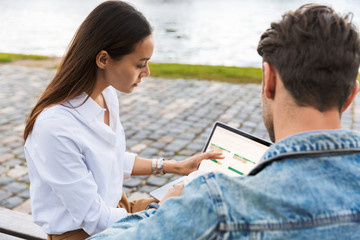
[139,57,150,61]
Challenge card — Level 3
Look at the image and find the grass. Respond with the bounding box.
[0,52,49,62]
[1,52,359,84]
[149,63,262,84]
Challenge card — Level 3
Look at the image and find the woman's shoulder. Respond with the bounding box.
[37,104,73,122]
[35,104,81,134]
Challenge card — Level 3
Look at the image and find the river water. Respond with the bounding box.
[0,0,359,67]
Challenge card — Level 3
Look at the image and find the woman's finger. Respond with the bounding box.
[203,151,225,159]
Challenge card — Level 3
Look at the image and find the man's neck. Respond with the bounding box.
[273,105,342,142]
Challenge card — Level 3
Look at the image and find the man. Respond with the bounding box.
[89,4,360,239]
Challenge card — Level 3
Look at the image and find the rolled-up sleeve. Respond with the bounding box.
[30,117,127,234]
[122,152,136,179]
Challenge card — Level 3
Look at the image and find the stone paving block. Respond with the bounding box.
[177,133,197,141]
[0,106,16,114]
[138,121,150,128]
[19,174,30,183]
[17,189,30,199]
[243,121,258,128]
[13,124,25,132]
[186,127,204,135]
[7,165,28,178]
[139,185,158,194]
[185,142,205,152]
[168,128,184,134]
[150,142,166,150]
[130,143,148,153]
[169,174,184,182]
[2,159,22,168]
[0,146,11,154]
[178,149,198,157]
[13,198,31,214]
[133,175,148,180]
[0,153,14,163]
[160,173,174,179]
[131,132,151,141]
[17,153,26,161]
[172,155,188,161]
[7,141,23,149]
[227,121,241,129]
[142,140,152,146]
[3,182,28,194]
[1,196,23,209]
[157,151,175,159]
[162,112,179,119]
[147,133,164,141]
[0,190,12,201]
[146,176,168,186]
[1,135,22,145]
[0,176,14,186]
[164,139,189,152]
[140,148,159,156]
[158,136,174,144]
[123,178,143,188]
[0,166,7,174]
[145,124,163,131]
[125,130,136,138]
[2,130,17,137]
[13,147,25,156]
[240,127,255,135]
[126,140,138,149]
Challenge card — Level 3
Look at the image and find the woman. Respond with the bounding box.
[23,1,222,239]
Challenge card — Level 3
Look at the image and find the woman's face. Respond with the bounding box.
[103,35,154,93]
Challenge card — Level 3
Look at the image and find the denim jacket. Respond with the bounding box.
[89,129,360,239]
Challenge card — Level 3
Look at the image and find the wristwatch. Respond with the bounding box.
[145,202,160,210]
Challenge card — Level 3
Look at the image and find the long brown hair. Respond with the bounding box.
[24,1,152,140]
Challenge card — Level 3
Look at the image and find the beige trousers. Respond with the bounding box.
[47,192,158,240]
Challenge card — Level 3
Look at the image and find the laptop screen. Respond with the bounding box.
[199,122,271,176]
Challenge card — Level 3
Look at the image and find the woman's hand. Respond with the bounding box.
[164,151,224,176]
[158,182,184,205]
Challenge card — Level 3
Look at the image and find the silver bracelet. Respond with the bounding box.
[155,158,165,175]
[151,159,157,174]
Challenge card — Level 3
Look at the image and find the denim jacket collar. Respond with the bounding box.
[250,129,360,175]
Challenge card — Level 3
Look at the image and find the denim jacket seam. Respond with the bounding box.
[204,173,229,228]
[250,148,360,175]
[261,130,360,161]
[218,211,360,231]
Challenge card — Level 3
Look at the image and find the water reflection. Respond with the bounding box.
[0,0,359,67]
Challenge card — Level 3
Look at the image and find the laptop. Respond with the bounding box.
[150,122,271,200]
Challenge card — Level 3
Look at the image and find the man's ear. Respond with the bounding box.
[263,62,276,99]
[96,50,110,69]
[342,80,359,112]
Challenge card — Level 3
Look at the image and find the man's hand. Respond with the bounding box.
[159,182,184,205]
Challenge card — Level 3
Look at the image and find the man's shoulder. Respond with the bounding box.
[261,129,360,162]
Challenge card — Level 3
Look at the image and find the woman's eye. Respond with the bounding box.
[137,64,146,69]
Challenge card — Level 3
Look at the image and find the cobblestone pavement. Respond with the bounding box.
[0,64,359,215]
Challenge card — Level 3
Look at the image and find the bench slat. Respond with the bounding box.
[0,207,46,240]
[0,232,25,240]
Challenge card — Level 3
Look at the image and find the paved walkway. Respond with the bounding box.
[0,64,359,215]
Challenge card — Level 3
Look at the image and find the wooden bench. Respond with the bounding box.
[0,207,46,240]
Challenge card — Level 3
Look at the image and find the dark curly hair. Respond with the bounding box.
[257,4,360,111]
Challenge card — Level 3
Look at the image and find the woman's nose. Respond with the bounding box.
[140,64,150,78]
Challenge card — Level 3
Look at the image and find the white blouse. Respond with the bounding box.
[24,86,136,235]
